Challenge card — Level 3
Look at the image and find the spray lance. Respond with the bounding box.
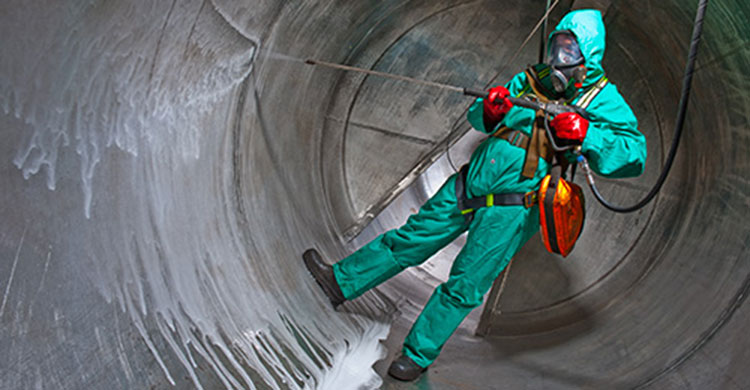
[304,60,589,176]
[305,59,584,119]
[305,58,586,155]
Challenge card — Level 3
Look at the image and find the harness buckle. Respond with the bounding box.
[523,191,538,208]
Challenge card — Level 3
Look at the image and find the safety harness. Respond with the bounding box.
[455,164,537,223]
[455,66,608,227]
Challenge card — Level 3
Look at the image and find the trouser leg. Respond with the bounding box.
[333,174,467,300]
[402,204,540,367]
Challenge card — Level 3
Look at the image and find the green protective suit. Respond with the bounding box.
[332,9,647,368]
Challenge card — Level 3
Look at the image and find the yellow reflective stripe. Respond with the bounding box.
[580,86,596,106]
[487,194,494,207]
[578,93,592,108]
[578,76,609,109]
[461,209,474,215]
[516,84,531,98]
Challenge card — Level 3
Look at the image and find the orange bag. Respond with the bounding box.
[538,167,585,257]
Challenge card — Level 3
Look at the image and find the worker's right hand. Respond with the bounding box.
[551,112,588,145]
[483,86,513,122]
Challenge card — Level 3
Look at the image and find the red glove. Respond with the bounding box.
[483,86,513,122]
[551,112,589,144]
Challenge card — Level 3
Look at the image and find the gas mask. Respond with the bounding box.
[547,32,586,93]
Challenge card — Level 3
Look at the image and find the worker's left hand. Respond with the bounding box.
[551,112,589,145]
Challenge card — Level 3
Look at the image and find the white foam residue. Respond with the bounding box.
[2,1,395,390]
[315,319,390,390]
[2,1,256,218]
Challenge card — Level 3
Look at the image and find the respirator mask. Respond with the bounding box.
[547,32,587,93]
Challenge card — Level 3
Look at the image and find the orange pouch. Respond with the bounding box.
[538,169,585,257]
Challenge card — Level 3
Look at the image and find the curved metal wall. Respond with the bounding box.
[1,0,748,389]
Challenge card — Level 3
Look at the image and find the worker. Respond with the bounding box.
[304,9,646,381]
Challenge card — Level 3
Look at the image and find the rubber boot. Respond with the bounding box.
[387,354,427,381]
[302,249,346,307]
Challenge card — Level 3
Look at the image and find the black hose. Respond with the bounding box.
[584,0,709,213]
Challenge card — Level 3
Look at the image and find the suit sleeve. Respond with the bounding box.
[581,83,647,178]
[467,72,528,134]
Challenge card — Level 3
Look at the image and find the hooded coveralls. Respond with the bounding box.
[332,10,647,368]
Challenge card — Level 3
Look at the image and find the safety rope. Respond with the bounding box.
[539,0,554,63]
[448,0,560,171]
[504,0,560,71]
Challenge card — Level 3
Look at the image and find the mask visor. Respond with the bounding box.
[548,32,584,68]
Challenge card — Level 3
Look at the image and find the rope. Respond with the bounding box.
[538,0,553,63]
[504,0,560,71]
[448,0,560,172]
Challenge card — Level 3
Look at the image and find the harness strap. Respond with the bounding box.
[492,128,531,149]
[459,73,610,223]
[515,70,609,178]
[519,69,557,178]
[542,165,562,254]
[455,165,537,224]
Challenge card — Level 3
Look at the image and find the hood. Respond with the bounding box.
[549,9,606,88]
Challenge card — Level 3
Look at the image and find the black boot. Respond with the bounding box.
[388,354,427,381]
[302,249,346,307]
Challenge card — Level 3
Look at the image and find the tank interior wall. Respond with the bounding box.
[1,0,749,389]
